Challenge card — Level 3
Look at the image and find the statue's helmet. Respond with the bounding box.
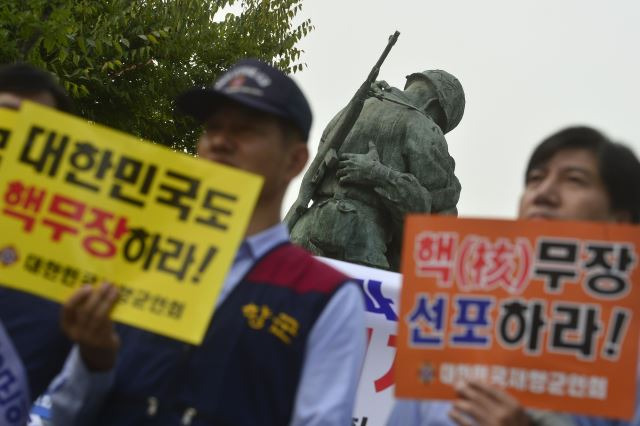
[404,70,465,133]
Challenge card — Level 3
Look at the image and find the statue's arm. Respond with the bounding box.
[404,131,461,215]
[371,164,433,215]
[335,141,433,221]
[374,132,461,221]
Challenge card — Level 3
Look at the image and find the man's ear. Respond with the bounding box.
[285,143,309,182]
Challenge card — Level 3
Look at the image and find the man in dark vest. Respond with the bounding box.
[49,59,366,426]
[387,126,640,426]
[0,63,74,402]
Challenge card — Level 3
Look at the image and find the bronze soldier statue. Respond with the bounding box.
[287,38,465,271]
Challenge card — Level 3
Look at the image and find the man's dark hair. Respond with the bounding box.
[0,63,72,112]
[526,126,640,223]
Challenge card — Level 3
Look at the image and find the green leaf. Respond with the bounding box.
[78,37,87,54]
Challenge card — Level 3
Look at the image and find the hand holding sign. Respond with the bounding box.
[449,381,529,426]
[62,283,120,371]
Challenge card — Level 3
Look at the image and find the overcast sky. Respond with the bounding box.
[283,0,640,219]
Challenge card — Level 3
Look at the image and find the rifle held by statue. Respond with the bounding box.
[284,30,400,229]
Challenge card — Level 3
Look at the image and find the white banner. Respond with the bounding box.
[318,257,401,426]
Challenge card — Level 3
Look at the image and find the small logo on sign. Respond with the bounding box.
[0,246,18,267]
[419,362,436,384]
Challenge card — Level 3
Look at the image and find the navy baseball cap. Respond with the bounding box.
[176,58,312,142]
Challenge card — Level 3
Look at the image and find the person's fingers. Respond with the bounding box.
[449,406,476,426]
[61,285,92,332]
[454,397,489,422]
[460,381,528,426]
[340,167,357,175]
[79,283,107,319]
[467,380,518,405]
[99,284,119,315]
[340,153,369,163]
[339,172,362,184]
[78,283,113,333]
[90,284,119,329]
[337,165,362,179]
[64,284,92,311]
[456,381,495,409]
[338,158,358,167]
[336,161,355,175]
[339,153,357,160]
[366,142,380,159]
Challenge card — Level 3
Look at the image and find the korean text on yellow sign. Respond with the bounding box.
[0,108,15,169]
[396,216,640,419]
[0,102,262,344]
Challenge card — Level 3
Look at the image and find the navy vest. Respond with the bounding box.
[97,243,349,426]
[0,288,72,399]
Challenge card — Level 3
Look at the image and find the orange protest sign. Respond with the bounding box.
[396,216,640,419]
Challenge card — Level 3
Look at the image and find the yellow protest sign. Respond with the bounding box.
[0,102,262,344]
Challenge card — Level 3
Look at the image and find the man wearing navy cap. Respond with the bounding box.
[48,59,366,426]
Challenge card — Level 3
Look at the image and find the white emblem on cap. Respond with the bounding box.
[215,66,272,91]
